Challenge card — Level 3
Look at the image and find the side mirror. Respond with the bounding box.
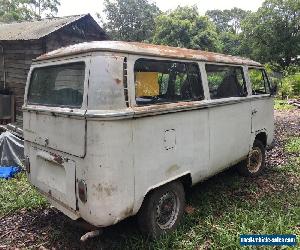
[270,83,278,96]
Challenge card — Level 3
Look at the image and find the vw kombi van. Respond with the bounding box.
[23,41,275,238]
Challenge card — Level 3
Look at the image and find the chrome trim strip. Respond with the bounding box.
[23,95,273,121]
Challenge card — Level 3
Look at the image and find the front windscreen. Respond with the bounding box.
[28,62,85,108]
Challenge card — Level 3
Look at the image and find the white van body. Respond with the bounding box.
[23,41,274,228]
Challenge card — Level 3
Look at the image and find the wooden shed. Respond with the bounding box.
[0,14,108,125]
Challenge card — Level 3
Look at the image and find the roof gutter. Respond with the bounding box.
[0,42,6,89]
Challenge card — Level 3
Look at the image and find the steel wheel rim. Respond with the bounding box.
[247,147,263,173]
[156,191,179,230]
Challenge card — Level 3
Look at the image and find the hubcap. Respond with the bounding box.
[247,147,263,173]
[156,191,179,230]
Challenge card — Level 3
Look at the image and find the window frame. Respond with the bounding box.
[248,67,271,96]
[27,60,87,109]
[133,58,205,106]
[205,63,248,100]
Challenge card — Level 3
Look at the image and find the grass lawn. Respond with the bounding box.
[0,111,299,249]
[0,173,47,216]
[274,99,296,111]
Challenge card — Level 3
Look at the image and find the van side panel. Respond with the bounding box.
[132,109,210,213]
[207,100,252,174]
[251,97,274,145]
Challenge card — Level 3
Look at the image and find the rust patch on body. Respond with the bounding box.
[50,152,63,164]
[114,78,122,84]
[133,100,203,114]
[93,183,117,197]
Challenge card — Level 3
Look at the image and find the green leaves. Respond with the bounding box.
[241,0,300,69]
[152,7,221,52]
[0,0,60,22]
[206,8,251,34]
[103,0,160,42]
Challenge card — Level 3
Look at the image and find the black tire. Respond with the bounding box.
[237,139,266,177]
[137,181,185,239]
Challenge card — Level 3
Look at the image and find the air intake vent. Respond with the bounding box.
[123,58,129,107]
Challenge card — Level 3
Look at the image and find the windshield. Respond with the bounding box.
[28,62,85,108]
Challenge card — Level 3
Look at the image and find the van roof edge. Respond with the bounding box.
[36,41,262,67]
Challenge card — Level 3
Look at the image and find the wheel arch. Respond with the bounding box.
[255,131,267,147]
[133,172,192,215]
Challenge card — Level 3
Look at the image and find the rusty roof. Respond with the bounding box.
[0,14,104,41]
[36,41,262,66]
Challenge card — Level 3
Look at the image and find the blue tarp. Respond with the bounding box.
[0,166,21,179]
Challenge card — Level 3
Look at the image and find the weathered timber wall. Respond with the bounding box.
[0,16,107,126]
[0,40,43,125]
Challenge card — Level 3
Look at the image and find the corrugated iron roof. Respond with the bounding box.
[0,14,94,41]
[37,41,262,66]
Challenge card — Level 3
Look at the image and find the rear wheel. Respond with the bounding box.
[137,181,185,238]
[238,139,266,177]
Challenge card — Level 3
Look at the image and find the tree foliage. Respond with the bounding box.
[206,8,250,34]
[103,0,160,42]
[152,6,221,52]
[0,0,32,22]
[0,0,60,22]
[27,0,60,18]
[205,8,251,56]
[241,0,300,69]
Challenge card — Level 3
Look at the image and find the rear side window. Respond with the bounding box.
[28,62,85,108]
[134,59,204,105]
[249,68,270,95]
[206,64,247,99]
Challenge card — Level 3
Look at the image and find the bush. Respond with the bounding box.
[279,73,300,98]
[265,64,299,99]
[279,77,294,99]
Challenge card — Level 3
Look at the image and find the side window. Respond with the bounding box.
[134,59,204,105]
[249,68,270,95]
[206,64,247,99]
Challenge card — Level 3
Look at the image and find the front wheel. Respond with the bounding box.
[237,139,266,177]
[137,181,185,238]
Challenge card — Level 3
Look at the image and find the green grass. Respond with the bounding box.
[115,168,299,250]
[0,172,48,216]
[274,99,295,111]
[285,137,300,154]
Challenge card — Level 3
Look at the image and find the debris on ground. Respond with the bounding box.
[80,230,102,242]
[287,99,300,108]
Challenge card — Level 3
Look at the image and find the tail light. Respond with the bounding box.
[78,180,87,203]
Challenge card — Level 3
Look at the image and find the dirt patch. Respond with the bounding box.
[266,109,300,167]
